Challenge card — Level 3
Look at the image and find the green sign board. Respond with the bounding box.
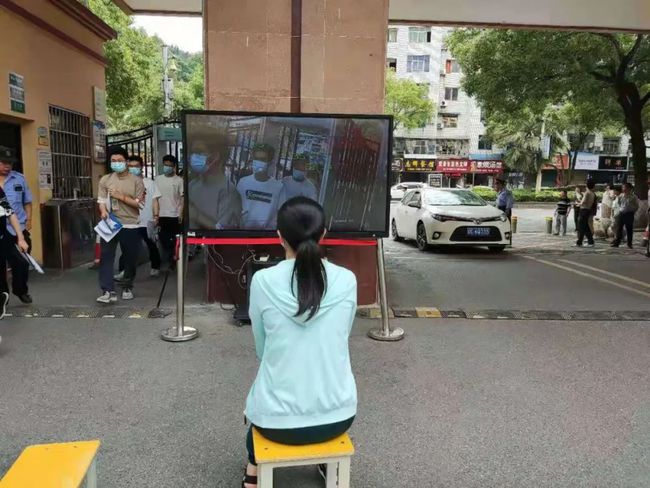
[157,126,182,141]
[10,100,25,114]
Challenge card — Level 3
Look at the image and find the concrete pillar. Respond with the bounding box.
[203,0,389,305]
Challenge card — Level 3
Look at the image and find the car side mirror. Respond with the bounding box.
[408,201,421,208]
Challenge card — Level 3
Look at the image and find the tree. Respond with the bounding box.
[448,30,650,201]
[384,70,435,131]
[88,0,204,130]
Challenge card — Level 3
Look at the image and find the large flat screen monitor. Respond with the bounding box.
[183,111,392,238]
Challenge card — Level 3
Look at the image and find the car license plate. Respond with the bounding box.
[467,227,490,237]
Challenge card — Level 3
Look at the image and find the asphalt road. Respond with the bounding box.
[1,315,648,487]
[386,203,650,312]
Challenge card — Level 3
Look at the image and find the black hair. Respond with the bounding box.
[162,154,179,166]
[277,197,327,320]
[129,155,144,165]
[108,146,129,161]
[586,179,595,190]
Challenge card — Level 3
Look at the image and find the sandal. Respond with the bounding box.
[242,473,257,488]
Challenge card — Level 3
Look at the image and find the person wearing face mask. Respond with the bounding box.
[96,146,146,304]
[114,156,162,280]
[279,154,318,205]
[188,139,242,230]
[155,155,184,269]
[236,144,283,230]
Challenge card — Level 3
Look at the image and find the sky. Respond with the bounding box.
[133,15,203,53]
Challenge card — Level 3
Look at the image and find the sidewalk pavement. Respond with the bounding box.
[1,315,648,487]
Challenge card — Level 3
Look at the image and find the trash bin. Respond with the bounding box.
[511,215,518,233]
[545,216,553,234]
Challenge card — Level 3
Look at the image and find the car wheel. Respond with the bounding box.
[416,223,430,252]
[391,219,403,242]
[489,245,506,252]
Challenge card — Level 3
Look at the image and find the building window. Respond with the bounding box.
[49,105,92,199]
[407,55,430,73]
[387,28,398,43]
[602,137,620,154]
[408,27,431,43]
[436,139,469,156]
[441,115,458,128]
[444,88,459,101]
[478,135,493,150]
[445,59,460,74]
[387,58,397,70]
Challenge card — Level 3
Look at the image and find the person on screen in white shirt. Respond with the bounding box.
[280,154,318,204]
[236,144,283,230]
[155,155,184,268]
[188,138,242,230]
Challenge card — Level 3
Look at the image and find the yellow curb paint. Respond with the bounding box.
[415,307,442,318]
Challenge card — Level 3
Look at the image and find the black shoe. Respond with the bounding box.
[0,292,8,320]
[16,294,32,304]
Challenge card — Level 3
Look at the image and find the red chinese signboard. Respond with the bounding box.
[436,159,471,173]
[470,160,504,174]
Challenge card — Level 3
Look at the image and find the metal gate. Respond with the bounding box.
[106,122,182,179]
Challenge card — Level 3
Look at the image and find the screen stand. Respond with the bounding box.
[162,235,199,342]
[368,238,405,342]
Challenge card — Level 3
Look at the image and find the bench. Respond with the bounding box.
[253,428,354,488]
[0,440,100,488]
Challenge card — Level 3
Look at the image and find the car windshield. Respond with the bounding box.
[425,190,486,206]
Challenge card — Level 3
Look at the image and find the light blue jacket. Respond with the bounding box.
[245,259,358,429]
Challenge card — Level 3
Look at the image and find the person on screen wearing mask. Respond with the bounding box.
[279,154,318,204]
[155,155,184,269]
[96,146,145,304]
[188,141,242,230]
[236,144,283,230]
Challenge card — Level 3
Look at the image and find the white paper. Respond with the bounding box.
[94,216,122,243]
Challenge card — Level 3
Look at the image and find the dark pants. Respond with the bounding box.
[576,208,594,245]
[614,212,635,246]
[0,233,29,296]
[158,217,180,267]
[246,416,355,465]
[99,228,140,292]
[119,227,161,271]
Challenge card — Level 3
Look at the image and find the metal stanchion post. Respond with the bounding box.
[368,238,405,342]
[161,235,198,342]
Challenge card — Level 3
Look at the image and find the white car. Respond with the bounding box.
[390,182,426,200]
[392,188,511,251]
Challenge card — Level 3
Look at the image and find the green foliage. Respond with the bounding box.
[384,70,435,131]
[88,0,204,131]
[448,29,650,199]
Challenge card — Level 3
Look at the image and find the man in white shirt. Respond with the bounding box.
[236,144,283,230]
[279,154,318,205]
[115,156,162,279]
[155,154,184,268]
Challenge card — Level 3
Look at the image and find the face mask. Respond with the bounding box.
[190,153,208,174]
[252,160,268,175]
[128,167,142,177]
[163,166,174,176]
[293,169,306,181]
[111,162,126,173]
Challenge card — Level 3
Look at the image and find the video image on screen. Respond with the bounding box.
[185,112,391,236]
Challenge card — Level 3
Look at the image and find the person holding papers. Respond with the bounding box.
[96,146,145,304]
[0,185,29,322]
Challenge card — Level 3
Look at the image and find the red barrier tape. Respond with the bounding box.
[185,237,377,247]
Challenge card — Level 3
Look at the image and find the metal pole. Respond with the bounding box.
[161,235,198,342]
[368,238,405,342]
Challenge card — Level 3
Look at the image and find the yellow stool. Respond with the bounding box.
[0,440,100,488]
[253,428,354,488]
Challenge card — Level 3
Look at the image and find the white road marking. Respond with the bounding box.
[522,256,650,299]
[557,259,650,289]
